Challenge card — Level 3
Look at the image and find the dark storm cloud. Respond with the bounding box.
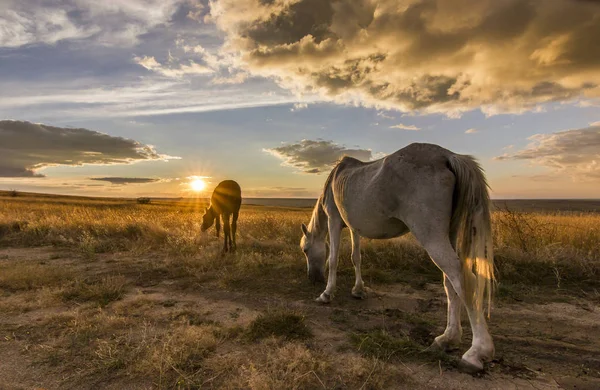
[264,139,373,173]
[0,120,178,177]
[89,177,162,185]
[210,0,600,115]
[496,125,600,180]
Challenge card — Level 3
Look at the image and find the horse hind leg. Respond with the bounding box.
[350,228,366,299]
[432,228,462,351]
[431,275,462,351]
[415,231,494,372]
[231,211,238,251]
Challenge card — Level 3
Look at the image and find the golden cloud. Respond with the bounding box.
[209,0,600,115]
[495,124,600,180]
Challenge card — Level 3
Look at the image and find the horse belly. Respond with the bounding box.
[351,217,409,239]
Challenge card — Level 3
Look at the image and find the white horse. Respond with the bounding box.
[300,143,495,373]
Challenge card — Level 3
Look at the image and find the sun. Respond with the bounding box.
[190,178,206,192]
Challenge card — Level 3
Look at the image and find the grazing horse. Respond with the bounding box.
[201,180,242,252]
[300,143,495,373]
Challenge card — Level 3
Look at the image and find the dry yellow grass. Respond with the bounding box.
[2,193,599,298]
[1,192,600,389]
[0,196,308,254]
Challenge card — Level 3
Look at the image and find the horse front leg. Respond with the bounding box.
[316,216,342,303]
[215,216,221,238]
[222,213,231,253]
[350,228,366,299]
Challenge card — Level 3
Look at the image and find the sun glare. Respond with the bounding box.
[190,178,206,192]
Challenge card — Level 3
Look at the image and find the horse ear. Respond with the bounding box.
[301,223,308,236]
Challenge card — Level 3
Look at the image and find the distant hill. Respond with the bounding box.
[244,198,600,213]
[491,199,600,213]
[1,190,599,213]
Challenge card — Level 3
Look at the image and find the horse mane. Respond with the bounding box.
[306,160,342,238]
[321,156,349,206]
[308,194,328,238]
[307,157,349,237]
[322,174,334,205]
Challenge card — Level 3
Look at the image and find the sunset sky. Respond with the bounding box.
[1,0,599,198]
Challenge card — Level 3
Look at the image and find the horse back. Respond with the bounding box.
[330,143,456,225]
[211,180,242,214]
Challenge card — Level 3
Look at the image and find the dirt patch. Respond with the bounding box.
[1,247,599,389]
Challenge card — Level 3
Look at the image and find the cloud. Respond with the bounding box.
[0,0,186,48]
[169,40,251,84]
[89,177,162,185]
[0,78,304,119]
[465,128,478,134]
[495,124,600,180]
[134,56,162,70]
[577,100,600,108]
[210,72,249,85]
[186,1,206,21]
[290,103,308,112]
[134,56,213,78]
[510,174,561,182]
[590,121,600,127]
[264,139,374,173]
[377,111,395,120]
[209,0,600,115]
[390,123,420,131]
[0,120,179,177]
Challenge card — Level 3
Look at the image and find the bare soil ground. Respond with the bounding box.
[2,244,599,390]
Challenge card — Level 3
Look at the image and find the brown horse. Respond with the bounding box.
[201,180,242,252]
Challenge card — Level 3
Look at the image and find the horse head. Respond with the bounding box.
[201,207,215,232]
[300,223,327,284]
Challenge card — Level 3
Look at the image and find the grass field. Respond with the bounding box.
[1,191,600,389]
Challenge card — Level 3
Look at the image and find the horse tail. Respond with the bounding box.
[447,154,495,318]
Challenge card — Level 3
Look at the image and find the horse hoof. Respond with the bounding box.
[427,339,445,352]
[315,292,331,304]
[351,290,366,299]
[458,358,484,374]
[430,336,460,352]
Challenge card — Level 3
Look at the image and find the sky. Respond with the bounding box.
[0,0,599,199]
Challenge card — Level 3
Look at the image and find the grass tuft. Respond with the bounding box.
[61,275,127,306]
[238,341,328,390]
[0,262,73,291]
[350,329,457,367]
[245,310,313,341]
[142,324,220,388]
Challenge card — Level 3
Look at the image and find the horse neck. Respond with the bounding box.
[208,205,217,216]
[308,195,328,239]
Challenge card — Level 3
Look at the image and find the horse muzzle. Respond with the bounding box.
[308,269,325,284]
